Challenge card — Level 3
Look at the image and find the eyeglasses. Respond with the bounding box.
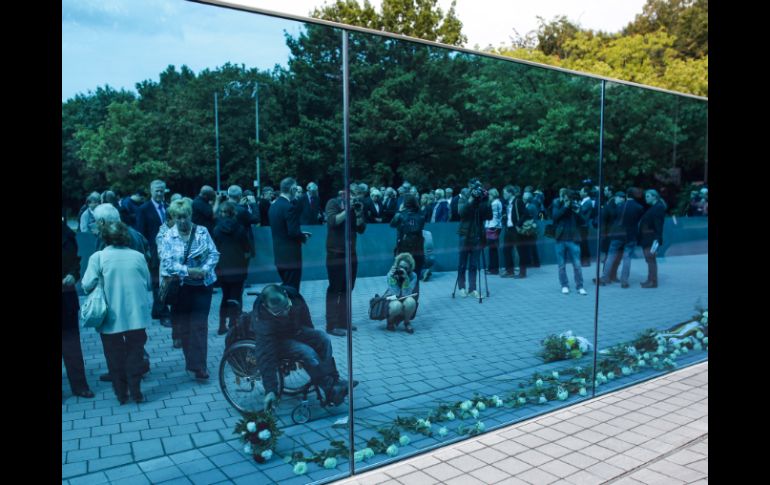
[265,298,292,317]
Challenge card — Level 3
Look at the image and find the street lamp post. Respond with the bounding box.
[214,92,221,193]
[254,83,260,198]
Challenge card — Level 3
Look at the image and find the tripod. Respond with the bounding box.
[452,244,490,303]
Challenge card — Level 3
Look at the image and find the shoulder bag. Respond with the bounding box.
[159,225,196,306]
[80,253,108,329]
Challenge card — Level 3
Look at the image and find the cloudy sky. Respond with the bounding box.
[62,0,647,101]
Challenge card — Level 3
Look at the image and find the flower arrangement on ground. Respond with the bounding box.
[234,411,282,464]
[539,330,592,362]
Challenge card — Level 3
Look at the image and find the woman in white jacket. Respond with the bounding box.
[82,221,152,404]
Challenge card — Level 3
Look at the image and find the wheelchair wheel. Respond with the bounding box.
[279,360,312,397]
[219,340,283,414]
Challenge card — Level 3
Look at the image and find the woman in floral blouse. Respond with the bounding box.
[159,199,220,379]
[384,252,418,334]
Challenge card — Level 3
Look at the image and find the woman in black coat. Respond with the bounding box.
[212,202,251,334]
[62,219,94,399]
[638,190,666,288]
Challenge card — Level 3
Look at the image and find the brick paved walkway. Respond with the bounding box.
[335,361,708,485]
[62,254,707,484]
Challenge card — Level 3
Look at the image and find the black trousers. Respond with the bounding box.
[100,329,148,400]
[62,327,89,395]
[219,280,245,326]
[277,266,302,292]
[172,285,213,373]
[486,230,501,273]
[579,226,591,266]
[643,246,658,284]
[325,251,357,331]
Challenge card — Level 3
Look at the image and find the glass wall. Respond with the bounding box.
[62,1,707,484]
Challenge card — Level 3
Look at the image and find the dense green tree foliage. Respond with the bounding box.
[62,1,706,212]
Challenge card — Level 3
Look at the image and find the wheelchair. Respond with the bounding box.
[217,299,333,424]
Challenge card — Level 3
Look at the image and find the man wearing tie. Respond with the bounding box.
[298,182,324,225]
[136,179,171,327]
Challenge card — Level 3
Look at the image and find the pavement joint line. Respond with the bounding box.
[333,362,707,484]
[601,433,708,484]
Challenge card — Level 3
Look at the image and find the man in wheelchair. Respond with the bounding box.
[251,284,351,410]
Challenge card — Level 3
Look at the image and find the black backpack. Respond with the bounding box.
[396,211,424,255]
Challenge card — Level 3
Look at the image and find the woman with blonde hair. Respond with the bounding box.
[384,252,419,334]
[159,198,220,380]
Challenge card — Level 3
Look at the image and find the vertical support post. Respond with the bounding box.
[591,80,606,398]
[215,92,221,193]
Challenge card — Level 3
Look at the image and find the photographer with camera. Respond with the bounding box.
[552,188,588,295]
[456,181,493,297]
[390,193,426,281]
[324,183,367,337]
[383,253,419,333]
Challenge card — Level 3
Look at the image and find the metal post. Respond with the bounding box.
[342,29,355,475]
[591,80,605,399]
[215,92,221,193]
[255,83,261,197]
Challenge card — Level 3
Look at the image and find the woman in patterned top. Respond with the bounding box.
[159,198,220,380]
[384,252,419,334]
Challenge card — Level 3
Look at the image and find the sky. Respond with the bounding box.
[62,0,648,102]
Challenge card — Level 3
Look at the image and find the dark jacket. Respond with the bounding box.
[268,196,304,270]
[552,200,586,243]
[298,193,323,225]
[431,200,450,222]
[326,197,366,255]
[136,200,165,258]
[638,201,665,248]
[609,199,645,243]
[62,221,81,330]
[390,208,426,256]
[213,217,251,283]
[120,197,142,229]
[458,197,492,245]
[449,195,461,221]
[250,287,313,394]
[381,197,398,223]
[235,203,260,257]
[363,198,384,223]
[258,199,272,226]
[192,196,215,234]
[502,196,528,229]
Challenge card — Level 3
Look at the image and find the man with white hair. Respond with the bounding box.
[298,181,324,225]
[431,188,450,222]
[228,184,259,257]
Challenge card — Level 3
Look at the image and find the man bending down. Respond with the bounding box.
[252,284,353,410]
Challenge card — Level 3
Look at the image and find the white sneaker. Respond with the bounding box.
[561,287,570,294]
[578,288,588,296]
[459,289,468,297]
[469,290,480,298]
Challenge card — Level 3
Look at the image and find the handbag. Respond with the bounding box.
[514,200,537,236]
[159,225,196,307]
[368,294,389,321]
[80,253,108,329]
[485,227,500,241]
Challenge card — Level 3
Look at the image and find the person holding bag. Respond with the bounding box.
[159,199,220,380]
[81,221,151,404]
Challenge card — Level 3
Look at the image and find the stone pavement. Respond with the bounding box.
[335,361,708,485]
[62,253,707,484]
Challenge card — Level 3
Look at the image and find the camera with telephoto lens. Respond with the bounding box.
[394,268,407,279]
[352,201,363,212]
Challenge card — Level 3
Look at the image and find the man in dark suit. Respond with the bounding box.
[448,187,461,222]
[598,190,645,288]
[364,188,385,223]
[192,185,218,234]
[136,179,171,325]
[298,182,324,225]
[269,177,309,291]
[381,188,398,223]
[227,185,260,258]
[259,187,274,226]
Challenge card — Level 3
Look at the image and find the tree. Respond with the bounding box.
[312,0,467,46]
[623,0,708,58]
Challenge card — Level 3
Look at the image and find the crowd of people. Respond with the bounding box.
[64,176,704,405]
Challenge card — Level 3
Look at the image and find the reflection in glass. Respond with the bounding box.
[346,31,602,472]
[595,83,708,397]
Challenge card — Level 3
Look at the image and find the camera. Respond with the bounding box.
[217,193,228,203]
[470,182,488,200]
[394,268,407,279]
[352,201,364,212]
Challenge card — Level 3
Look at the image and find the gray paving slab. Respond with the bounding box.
[63,254,707,483]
